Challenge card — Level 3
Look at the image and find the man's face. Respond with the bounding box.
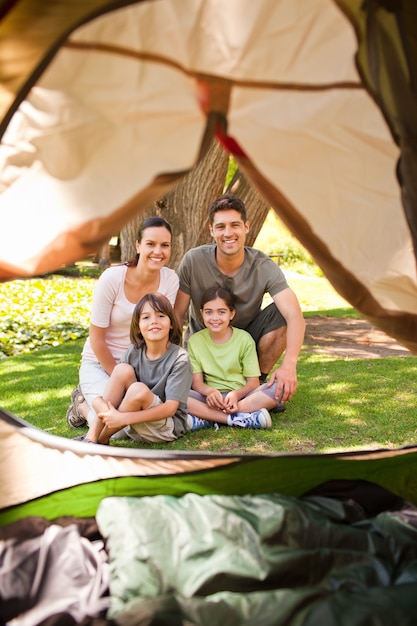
[209,209,249,257]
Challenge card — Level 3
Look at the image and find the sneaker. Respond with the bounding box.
[187,414,212,431]
[229,408,272,429]
[66,386,87,428]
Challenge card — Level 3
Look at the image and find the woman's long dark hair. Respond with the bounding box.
[130,293,182,348]
[125,216,172,267]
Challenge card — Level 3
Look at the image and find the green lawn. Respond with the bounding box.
[1,270,415,455]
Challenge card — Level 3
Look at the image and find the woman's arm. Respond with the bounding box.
[89,324,117,376]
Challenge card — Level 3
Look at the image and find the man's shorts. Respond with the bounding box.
[245,302,286,345]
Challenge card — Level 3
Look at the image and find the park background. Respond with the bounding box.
[1,210,415,454]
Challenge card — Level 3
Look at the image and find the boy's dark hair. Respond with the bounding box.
[200,285,236,312]
[208,194,247,224]
[130,293,182,348]
[126,216,172,267]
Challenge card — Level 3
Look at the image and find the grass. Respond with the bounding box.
[1,340,415,454]
[1,269,416,455]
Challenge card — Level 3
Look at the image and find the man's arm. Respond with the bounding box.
[269,288,306,402]
[174,289,191,327]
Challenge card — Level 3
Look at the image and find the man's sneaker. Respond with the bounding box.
[66,386,87,428]
[229,408,272,429]
[187,414,212,431]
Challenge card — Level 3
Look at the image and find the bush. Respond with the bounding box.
[254,210,322,276]
[0,276,94,358]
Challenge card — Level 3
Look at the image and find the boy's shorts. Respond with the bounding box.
[124,394,177,443]
[245,303,286,345]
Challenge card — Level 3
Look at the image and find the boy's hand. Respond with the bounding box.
[98,401,126,430]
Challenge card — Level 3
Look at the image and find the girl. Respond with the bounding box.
[78,293,192,445]
[187,286,285,431]
[67,216,179,429]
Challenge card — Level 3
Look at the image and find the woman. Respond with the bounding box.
[66,216,178,428]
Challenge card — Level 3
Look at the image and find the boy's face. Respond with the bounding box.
[209,209,249,257]
[139,302,172,343]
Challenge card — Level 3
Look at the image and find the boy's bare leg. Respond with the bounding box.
[97,382,156,444]
[83,364,136,443]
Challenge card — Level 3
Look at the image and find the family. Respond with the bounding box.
[66,194,306,445]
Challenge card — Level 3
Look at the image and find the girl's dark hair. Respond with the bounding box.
[130,293,182,348]
[200,285,236,311]
[125,216,172,267]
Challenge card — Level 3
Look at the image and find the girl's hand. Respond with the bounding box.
[223,391,239,413]
[98,401,126,430]
[206,388,226,410]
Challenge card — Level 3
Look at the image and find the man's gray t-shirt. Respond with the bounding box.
[121,343,192,436]
[178,244,289,333]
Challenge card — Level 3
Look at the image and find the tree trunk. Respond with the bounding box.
[155,139,230,269]
[119,139,270,268]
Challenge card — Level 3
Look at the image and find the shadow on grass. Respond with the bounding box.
[1,341,416,455]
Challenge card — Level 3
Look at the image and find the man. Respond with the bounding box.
[174,194,306,404]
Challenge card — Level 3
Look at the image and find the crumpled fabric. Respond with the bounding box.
[0,523,110,626]
[96,492,417,626]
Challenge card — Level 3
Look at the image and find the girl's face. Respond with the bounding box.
[139,302,172,344]
[201,297,235,334]
[136,226,171,269]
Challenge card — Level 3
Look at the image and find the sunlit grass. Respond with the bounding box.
[1,339,415,455]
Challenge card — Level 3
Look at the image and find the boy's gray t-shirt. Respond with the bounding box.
[177,244,289,333]
[121,343,192,436]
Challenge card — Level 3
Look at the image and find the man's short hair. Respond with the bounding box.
[209,194,247,223]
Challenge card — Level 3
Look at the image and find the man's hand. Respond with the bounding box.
[267,363,297,403]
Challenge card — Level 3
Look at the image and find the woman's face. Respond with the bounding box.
[136,226,171,269]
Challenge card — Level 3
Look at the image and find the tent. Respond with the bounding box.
[1,1,417,624]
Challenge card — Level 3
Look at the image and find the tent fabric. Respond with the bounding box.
[2,410,417,527]
[1,0,417,351]
[3,489,417,625]
[0,523,110,625]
